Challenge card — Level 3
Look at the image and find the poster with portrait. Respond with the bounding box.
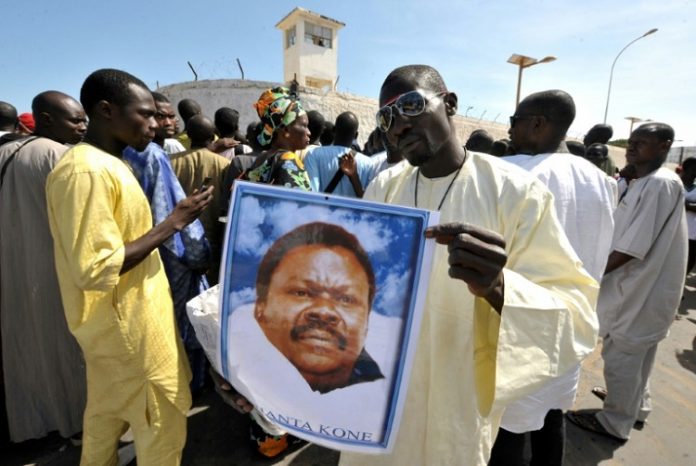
[218,181,438,454]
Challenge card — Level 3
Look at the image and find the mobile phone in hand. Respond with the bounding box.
[200,176,213,191]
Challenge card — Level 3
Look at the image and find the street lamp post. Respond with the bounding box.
[507,54,556,107]
[603,28,658,124]
[625,116,644,137]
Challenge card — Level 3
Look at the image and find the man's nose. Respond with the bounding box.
[305,299,341,326]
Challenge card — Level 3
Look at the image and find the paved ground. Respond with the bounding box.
[3,277,696,465]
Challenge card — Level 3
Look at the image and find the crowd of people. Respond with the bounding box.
[0,64,689,466]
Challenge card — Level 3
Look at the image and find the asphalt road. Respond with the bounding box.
[4,277,696,466]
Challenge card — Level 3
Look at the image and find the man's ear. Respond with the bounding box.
[659,139,673,155]
[37,112,52,127]
[444,92,458,116]
[94,100,113,120]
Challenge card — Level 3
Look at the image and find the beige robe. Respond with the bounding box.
[340,152,598,465]
[0,137,86,441]
[169,147,230,284]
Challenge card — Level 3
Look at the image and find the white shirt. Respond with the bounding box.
[598,168,687,351]
[163,138,186,155]
[499,152,616,432]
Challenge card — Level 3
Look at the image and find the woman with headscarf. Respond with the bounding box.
[245,87,312,190]
[224,87,311,457]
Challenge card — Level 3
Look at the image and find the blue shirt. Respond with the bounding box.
[123,142,210,350]
[303,145,382,197]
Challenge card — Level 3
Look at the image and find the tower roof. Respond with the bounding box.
[275,7,345,30]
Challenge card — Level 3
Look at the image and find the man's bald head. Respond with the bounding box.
[333,111,359,147]
[178,98,202,126]
[379,65,448,105]
[584,124,613,146]
[187,114,216,148]
[633,122,674,144]
[0,101,18,131]
[214,107,240,137]
[518,90,575,138]
[465,129,494,154]
[31,91,87,145]
[509,90,575,155]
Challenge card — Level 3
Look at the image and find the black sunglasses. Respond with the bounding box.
[509,115,541,127]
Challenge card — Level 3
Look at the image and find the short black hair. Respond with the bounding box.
[256,222,376,308]
[490,139,509,157]
[586,142,608,157]
[634,122,675,143]
[584,124,613,145]
[178,98,201,123]
[320,121,335,146]
[566,140,586,156]
[334,111,359,144]
[0,101,18,129]
[682,157,696,172]
[519,90,575,139]
[381,65,448,96]
[187,115,216,146]
[214,107,240,136]
[307,110,325,144]
[465,129,494,153]
[80,68,149,115]
[151,92,170,104]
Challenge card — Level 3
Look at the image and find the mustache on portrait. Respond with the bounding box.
[291,321,347,351]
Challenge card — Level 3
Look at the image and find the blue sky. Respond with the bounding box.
[2,0,693,143]
[224,191,424,318]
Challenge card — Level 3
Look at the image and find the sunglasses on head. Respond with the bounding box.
[376,90,447,133]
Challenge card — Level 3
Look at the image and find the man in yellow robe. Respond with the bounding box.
[339,65,598,465]
[46,69,213,465]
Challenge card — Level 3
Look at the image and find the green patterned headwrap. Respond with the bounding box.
[253,86,306,147]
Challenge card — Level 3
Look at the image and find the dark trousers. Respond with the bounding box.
[687,239,696,275]
[488,409,565,466]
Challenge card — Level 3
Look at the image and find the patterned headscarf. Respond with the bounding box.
[253,86,305,147]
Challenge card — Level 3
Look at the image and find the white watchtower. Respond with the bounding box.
[276,7,345,91]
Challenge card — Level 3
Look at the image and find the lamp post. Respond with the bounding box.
[603,28,658,124]
[507,54,556,107]
[625,116,644,137]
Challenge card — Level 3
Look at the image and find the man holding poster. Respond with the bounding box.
[338,65,599,465]
[212,65,598,465]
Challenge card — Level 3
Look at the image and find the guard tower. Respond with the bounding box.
[276,7,345,91]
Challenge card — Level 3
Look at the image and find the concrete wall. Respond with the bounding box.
[157,78,511,147]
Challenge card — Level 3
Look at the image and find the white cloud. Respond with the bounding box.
[233,196,267,254]
[233,198,394,257]
[374,270,411,318]
[229,286,256,309]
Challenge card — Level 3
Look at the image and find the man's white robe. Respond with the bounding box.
[340,152,598,465]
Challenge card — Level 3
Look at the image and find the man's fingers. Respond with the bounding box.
[447,235,507,268]
[447,245,507,271]
[425,222,506,248]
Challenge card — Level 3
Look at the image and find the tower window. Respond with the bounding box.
[286,26,296,48]
[304,21,332,48]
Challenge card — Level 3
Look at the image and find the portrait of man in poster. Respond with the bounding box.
[253,222,384,394]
